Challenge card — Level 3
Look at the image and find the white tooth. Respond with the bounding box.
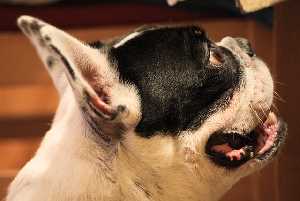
[265,112,277,126]
[265,128,272,134]
[250,152,254,158]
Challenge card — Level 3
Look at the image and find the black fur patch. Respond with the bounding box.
[109,26,241,137]
[46,56,54,68]
[29,20,42,33]
[88,41,104,49]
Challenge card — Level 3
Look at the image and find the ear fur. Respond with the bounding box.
[17,16,133,138]
[17,16,69,96]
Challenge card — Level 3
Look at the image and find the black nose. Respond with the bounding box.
[234,37,255,57]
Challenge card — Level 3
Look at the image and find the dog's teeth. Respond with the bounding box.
[264,112,277,127]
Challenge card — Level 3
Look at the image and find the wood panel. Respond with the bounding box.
[0,137,41,199]
[275,1,300,201]
[0,137,41,169]
[0,3,231,31]
[0,170,16,201]
[0,85,58,119]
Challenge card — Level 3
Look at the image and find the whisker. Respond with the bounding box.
[271,103,279,112]
[274,81,287,87]
[258,103,268,119]
[249,103,263,124]
[273,91,286,103]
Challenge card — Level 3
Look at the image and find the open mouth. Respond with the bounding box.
[205,112,287,168]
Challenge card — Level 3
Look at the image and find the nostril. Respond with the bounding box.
[234,37,255,57]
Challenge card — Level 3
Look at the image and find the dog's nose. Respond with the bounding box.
[234,37,255,57]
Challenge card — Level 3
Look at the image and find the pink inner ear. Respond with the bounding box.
[90,96,115,116]
[80,63,115,116]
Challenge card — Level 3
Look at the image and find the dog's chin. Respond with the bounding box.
[205,112,287,169]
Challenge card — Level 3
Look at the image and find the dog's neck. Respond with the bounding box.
[34,89,233,201]
[50,88,116,157]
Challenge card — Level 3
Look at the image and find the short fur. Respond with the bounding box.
[6,16,286,201]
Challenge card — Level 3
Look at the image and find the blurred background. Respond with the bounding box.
[0,0,299,200]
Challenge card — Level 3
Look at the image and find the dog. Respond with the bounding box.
[6,16,287,201]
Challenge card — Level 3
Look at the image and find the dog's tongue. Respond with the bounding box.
[211,112,279,161]
[211,144,246,161]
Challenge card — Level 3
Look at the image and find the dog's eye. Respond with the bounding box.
[209,48,224,66]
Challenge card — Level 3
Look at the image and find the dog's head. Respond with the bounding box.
[17,16,287,201]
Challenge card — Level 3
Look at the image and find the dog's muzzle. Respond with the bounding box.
[205,38,287,169]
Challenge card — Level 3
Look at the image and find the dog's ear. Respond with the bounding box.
[17,16,70,96]
[41,23,130,122]
[17,16,136,136]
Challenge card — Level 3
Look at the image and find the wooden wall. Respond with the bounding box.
[275,1,300,201]
[0,7,292,200]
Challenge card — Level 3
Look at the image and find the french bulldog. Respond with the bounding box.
[6,15,287,201]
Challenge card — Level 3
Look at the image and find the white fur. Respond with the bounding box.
[7,16,275,201]
[113,32,142,48]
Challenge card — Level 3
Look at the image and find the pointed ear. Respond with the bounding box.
[17,16,70,96]
[38,21,130,123]
[17,16,137,134]
[17,16,142,140]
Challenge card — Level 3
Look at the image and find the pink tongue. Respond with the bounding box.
[211,144,245,161]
